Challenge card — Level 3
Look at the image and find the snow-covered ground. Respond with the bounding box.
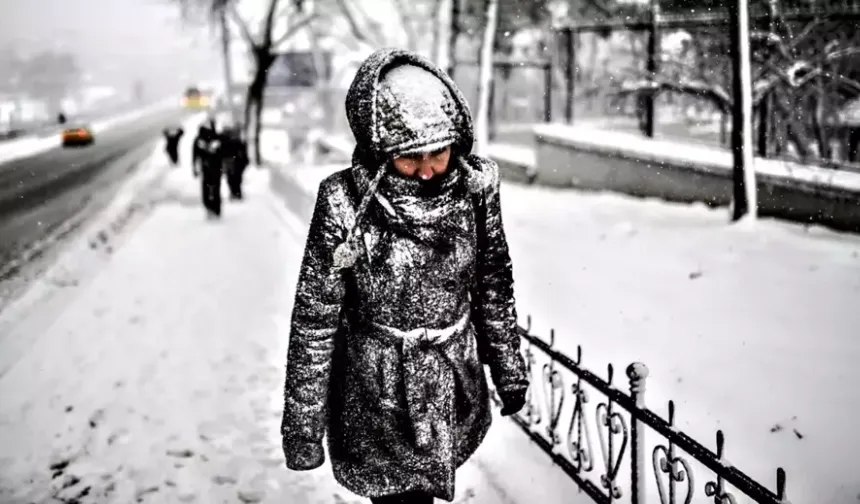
[2,118,857,503]
[0,97,179,165]
[274,159,860,504]
[501,184,860,504]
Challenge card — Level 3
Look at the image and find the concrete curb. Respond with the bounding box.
[267,162,317,223]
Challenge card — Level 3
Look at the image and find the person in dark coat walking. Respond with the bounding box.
[162,127,184,166]
[220,125,249,200]
[192,118,217,178]
[197,135,223,217]
[281,48,529,503]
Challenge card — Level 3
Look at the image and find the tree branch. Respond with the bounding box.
[228,5,257,47]
[615,77,732,113]
[347,0,388,43]
[333,0,384,46]
[260,0,280,47]
[391,0,420,49]
[272,13,319,47]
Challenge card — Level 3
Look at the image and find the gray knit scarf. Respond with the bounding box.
[351,158,472,254]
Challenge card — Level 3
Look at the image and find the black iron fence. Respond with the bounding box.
[490,317,789,504]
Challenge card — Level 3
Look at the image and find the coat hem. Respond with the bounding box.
[328,411,493,502]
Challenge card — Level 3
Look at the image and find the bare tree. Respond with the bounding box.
[228,0,317,164]
[319,0,441,55]
[473,0,499,156]
[170,0,316,164]
[329,0,387,49]
[615,19,860,210]
[218,7,237,122]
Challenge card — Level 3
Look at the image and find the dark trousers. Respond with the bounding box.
[225,160,247,199]
[165,143,179,165]
[370,491,434,504]
[200,159,222,216]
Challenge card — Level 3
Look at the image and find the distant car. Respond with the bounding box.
[61,125,95,147]
[182,87,210,110]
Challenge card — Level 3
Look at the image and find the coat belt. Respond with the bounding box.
[368,310,470,451]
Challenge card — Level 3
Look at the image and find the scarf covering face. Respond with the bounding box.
[352,157,472,255]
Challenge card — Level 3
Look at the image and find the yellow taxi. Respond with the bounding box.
[61,125,95,147]
[182,87,210,110]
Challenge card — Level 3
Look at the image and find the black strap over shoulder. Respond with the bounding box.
[470,185,492,364]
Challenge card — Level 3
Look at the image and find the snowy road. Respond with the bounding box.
[0,107,186,309]
[274,160,860,504]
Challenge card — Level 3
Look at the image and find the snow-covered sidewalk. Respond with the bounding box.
[0,166,339,503]
[0,156,590,503]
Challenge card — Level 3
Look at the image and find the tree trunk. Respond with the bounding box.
[727,0,757,221]
[473,0,498,156]
[219,8,236,123]
[434,0,452,69]
[243,83,255,135]
[250,58,276,166]
[254,92,264,165]
[243,65,265,165]
[812,82,832,160]
[446,0,460,77]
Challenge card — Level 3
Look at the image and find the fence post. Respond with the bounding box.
[565,27,575,124]
[627,363,649,504]
[543,61,553,123]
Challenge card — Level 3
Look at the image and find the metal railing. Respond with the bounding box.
[490,316,790,504]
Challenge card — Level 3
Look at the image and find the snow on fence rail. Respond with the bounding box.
[489,317,789,504]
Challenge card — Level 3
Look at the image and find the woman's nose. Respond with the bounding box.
[415,154,436,180]
[417,163,434,180]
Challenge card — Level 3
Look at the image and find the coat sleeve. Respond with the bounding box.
[282,178,347,469]
[472,160,529,396]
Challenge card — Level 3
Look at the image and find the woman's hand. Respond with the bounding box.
[499,387,527,417]
[283,437,326,471]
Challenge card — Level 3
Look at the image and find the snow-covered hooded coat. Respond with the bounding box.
[281,48,529,501]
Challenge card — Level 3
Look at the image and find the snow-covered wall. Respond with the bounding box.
[533,123,860,232]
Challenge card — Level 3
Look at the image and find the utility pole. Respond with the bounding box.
[728,0,757,221]
[219,7,237,123]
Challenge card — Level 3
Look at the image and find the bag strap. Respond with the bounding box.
[472,190,487,253]
[470,188,492,364]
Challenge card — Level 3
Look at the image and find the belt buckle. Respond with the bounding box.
[417,328,431,351]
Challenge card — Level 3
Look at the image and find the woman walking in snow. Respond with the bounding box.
[281,48,529,504]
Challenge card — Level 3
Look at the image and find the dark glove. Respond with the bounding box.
[499,387,527,417]
[282,436,325,471]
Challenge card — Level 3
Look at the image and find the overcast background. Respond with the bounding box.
[0,0,223,97]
